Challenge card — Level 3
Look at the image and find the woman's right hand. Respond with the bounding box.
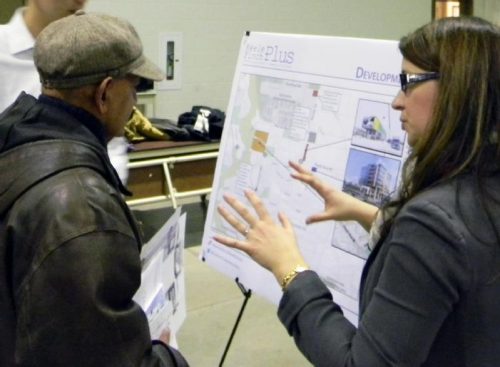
[289,161,378,231]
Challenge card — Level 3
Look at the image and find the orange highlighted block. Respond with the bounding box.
[251,130,269,153]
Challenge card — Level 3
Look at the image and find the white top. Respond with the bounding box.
[0,8,41,112]
[0,8,129,184]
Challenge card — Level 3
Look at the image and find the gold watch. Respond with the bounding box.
[281,265,309,291]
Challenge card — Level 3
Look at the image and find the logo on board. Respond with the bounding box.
[244,43,295,65]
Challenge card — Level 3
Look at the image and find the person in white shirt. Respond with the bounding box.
[0,0,129,183]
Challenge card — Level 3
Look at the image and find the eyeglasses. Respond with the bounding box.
[399,72,440,92]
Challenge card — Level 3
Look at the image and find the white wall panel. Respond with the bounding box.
[87,0,430,120]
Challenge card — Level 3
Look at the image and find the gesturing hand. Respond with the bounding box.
[289,161,378,231]
[213,190,307,282]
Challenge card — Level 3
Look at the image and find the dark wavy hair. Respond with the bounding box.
[379,16,500,243]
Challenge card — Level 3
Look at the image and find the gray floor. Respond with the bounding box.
[132,203,312,366]
[177,246,312,367]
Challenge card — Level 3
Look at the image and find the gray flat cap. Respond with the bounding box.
[34,11,164,89]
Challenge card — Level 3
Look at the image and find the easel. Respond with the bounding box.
[218,278,252,367]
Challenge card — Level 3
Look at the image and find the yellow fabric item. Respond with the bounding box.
[124,107,170,142]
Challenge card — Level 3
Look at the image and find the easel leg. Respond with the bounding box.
[200,194,208,219]
[218,278,252,367]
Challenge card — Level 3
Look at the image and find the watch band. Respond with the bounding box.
[281,265,309,291]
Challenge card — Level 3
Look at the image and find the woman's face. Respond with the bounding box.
[392,58,439,147]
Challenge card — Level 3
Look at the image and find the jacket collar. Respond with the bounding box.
[38,95,108,148]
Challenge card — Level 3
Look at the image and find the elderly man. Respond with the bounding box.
[0,11,187,367]
[0,0,130,183]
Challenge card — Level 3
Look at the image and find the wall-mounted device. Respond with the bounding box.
[158,32,183,90]
[166,41,175,80]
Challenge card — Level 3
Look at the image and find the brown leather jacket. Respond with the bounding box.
[0,93,188,366]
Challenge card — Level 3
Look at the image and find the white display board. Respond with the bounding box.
[201,32,407,323]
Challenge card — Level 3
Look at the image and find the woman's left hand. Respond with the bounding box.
[213,190,308,283]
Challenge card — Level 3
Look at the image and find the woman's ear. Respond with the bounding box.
[94,77,113,114]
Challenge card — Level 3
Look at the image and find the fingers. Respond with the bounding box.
[244,190,272,221]
[278,211,292,231]
[289,161,313,182]
[289,160,308,174]
[213,234,247,252]
[289,161,316,185]
[223,193,258,227]
[220,190,272,225]
[289,161,333,197]
[305,212,331,225]
[217,205,249,236]
[215,193,302,275]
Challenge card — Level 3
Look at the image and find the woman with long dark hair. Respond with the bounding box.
[214,16,500,367]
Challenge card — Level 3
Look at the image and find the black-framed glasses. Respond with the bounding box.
[399,72,440,92]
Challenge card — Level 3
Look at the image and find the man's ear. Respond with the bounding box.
[94,77,113,114]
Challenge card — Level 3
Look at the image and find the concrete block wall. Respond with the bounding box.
[88,0,431,121]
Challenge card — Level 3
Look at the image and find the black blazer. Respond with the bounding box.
[278,175,500,367]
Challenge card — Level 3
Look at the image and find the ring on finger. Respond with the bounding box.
[243,225,250,237]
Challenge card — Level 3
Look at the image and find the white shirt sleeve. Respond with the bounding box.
[0,8,41,112]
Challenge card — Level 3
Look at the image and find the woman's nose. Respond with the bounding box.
[391,90,404,111]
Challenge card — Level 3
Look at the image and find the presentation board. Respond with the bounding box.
[200,31,407,323]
